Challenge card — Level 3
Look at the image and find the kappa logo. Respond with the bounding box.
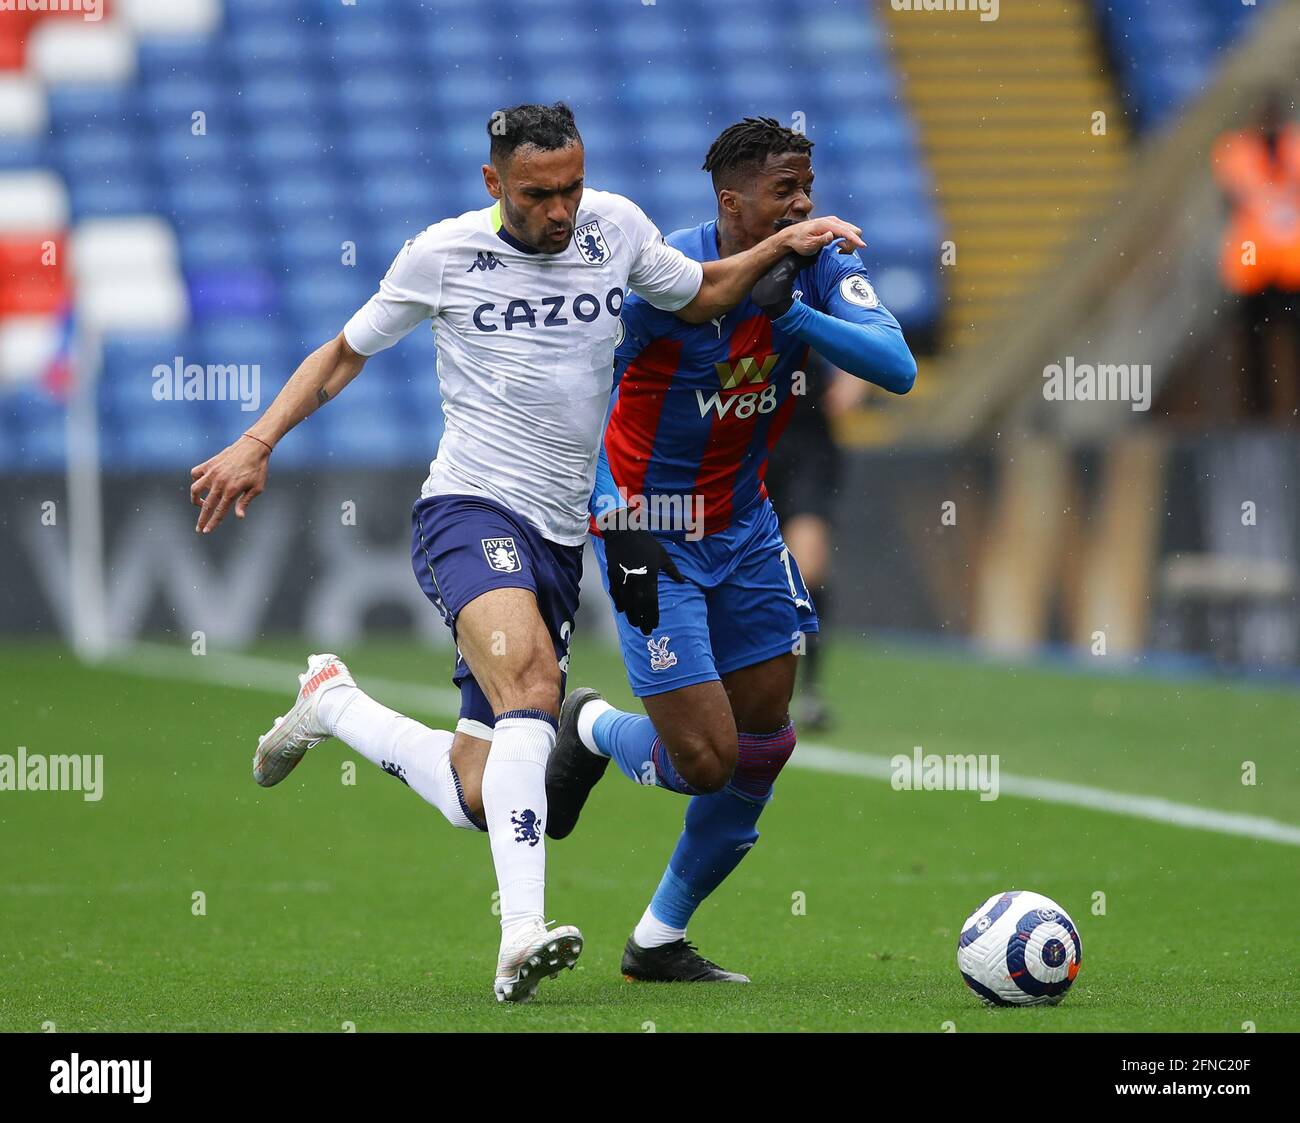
[481,537,521,573]
[574,220,609,265]
[647,635,678,672]
[467,250,507,272]
[511,808,541,846]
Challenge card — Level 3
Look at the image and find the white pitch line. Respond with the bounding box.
[791,745,1300,848]
[120,642,464,714]
[115,644,1300,848]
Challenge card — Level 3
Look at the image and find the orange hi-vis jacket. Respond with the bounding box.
[1213,126,1300,295]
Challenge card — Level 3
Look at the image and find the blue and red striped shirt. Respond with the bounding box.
[593,219,911,538]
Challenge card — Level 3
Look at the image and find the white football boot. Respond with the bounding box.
[252,653,355,787]
[494,921,584,1004]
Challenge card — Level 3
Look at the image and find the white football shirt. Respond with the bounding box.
[343,188,704,544]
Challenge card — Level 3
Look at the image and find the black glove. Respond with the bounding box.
[599,523,685,635]
[751,219,820,319]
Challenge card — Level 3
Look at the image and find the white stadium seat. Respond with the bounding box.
[71,217,189,332]
[0,75,48,138]
[0,315,61,386]
[119,0,223,37]
[70,216,180,283]
[78,275,189,333]
[0,171,69,234]
[27,18,136,85]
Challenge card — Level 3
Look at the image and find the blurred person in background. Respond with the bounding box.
[1214,94,1300,421]
[765,353,869,731]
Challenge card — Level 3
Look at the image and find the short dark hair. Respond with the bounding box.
[487,102,582,165]
[702,117,814,191]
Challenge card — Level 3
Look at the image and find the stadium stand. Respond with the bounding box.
[0,0,938,472]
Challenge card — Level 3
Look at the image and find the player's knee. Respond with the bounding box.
[730,722,797,801]
[670,729,737,794]
[492,664,561,719]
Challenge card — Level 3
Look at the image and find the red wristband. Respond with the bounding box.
[242,432,273,454]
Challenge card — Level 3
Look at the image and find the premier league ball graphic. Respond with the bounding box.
[957,890,1082,1006]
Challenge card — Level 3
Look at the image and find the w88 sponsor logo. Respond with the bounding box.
[696,383,780,420]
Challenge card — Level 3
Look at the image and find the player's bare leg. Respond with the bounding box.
[454,586,583,1002]
[721,653,798,737]
[449,731,489,820]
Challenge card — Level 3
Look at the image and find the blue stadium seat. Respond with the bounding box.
[3,391,66,471]
[1093,0,1273,130]
[0,138,45,170]
[66,175,159,219]
[135,36,220,78]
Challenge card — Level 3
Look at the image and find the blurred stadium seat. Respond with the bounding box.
[1092,0,1274,132]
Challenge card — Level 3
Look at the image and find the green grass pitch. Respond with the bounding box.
[1,637,1297,1032]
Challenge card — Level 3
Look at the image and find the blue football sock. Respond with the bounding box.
[647,784,768,930]
[645,723,796,931]
[591,708,697,794]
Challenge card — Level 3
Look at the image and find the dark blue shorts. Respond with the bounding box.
[592,498,818,698]
[411,493,582,730]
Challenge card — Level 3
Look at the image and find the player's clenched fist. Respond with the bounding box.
[189,434,272,533]
[598,521,686,636]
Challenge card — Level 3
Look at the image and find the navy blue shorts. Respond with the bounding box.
[411,493,582,730]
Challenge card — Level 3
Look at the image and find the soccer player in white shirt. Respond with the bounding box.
[189,102,862,1003]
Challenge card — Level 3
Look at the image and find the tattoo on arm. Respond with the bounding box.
[316,386,330,406]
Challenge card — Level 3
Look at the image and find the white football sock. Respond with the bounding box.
[319,687,480,832]
[576,698,615,756]
[633,904,687,949]
[481,715,554,938]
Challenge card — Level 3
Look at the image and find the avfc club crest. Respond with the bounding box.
[839,274,880,308]
[574,220,609,265]
[481,537,522,573]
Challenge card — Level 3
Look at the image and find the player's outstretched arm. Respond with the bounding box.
[675,216,864,323]
[751,248,917,394]
[189,332,368,533]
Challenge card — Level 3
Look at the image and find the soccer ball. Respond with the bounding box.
[957,890,1082,1007]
